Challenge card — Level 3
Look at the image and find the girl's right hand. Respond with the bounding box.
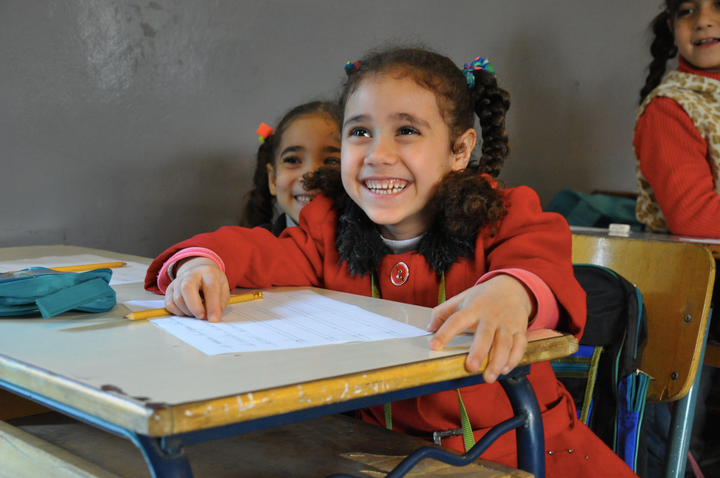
[164,257,230,322]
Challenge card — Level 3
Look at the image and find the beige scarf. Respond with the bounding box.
[635,71,720,231]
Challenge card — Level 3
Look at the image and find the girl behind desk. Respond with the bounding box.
[635,1,720,475]
[238,101,341,235]
[146,46,635,476]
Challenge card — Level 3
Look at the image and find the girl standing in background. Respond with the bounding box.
[635,2,720,476]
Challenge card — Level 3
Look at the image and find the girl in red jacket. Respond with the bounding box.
[146,47,635,476]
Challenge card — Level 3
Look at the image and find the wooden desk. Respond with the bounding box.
[0,245,577,478]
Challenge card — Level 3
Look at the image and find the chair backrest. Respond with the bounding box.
[571,234,715,402]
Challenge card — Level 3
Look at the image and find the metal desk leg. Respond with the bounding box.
[663,307,712,478]
[500,369,546,478]
[133,434,194,478]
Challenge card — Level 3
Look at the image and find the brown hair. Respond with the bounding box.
[238,101,340,228]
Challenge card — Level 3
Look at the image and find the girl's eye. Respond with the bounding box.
[677,3,695,16]
[399,126,419,135]
[281,156,301,165]
[348,127,371,138]
[324,157,340,166]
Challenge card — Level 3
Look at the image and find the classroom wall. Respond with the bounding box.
[0,0,661,258]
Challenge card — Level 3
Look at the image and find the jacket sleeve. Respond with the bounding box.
[483,186,586,338]
[144,197,335,293]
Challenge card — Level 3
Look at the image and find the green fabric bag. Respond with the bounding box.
[546,189,645,231]
[0,268,116,318]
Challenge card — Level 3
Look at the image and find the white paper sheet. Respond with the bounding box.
[127,290,431,356]
[0,254,148,285]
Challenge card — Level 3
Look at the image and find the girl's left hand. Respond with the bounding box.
[427,275,533,384]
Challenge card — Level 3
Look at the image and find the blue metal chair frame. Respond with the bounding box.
[0,365,545,478]
[663,307,713,478]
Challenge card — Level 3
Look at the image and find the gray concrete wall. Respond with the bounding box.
[0,0,660,257]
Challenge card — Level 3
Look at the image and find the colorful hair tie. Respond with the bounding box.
[344,60,361,76]
[462,57,496,88]
[480,173,498,189]
[256,123,274,143]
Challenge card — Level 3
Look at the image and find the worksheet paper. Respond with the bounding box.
[0,254,148,285]
[126,290,431,355]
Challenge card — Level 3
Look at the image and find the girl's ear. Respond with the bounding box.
[266,163,277,196]
[451,128,477,171]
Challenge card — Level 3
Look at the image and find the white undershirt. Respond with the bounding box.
[381,234,423,255]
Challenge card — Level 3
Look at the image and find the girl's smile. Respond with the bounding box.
[673,0,720,71]
[364,178,409,194]
[341,73,474,241]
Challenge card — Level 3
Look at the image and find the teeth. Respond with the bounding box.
[295,195,314,204]
[696,38,718,45]
[365,179,408,194]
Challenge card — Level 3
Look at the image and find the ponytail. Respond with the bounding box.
[238,137,276,227]
[469,69,511,178]
[640,9,678,104]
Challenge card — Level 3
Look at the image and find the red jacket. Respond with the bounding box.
[146,186,635,476]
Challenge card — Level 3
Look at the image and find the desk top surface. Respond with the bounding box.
[570,226,720,255]
[0,245,577,436]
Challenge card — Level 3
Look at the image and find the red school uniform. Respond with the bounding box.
[145,186,636,477]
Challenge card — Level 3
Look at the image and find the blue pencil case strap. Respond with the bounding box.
[0,268,116,318]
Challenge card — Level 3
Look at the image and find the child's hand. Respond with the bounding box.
[428,275,533,384]
[164,257,230,322]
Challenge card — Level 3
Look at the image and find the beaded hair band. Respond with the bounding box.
[344,60,361,76]
[256,123,274,144]
[462,57,496,88]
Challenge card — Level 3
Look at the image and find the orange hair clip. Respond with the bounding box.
[256,123,274,143]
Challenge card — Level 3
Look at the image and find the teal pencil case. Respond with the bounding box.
[0,268,116,318]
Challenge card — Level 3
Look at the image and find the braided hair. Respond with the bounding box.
[639,1,681,104]
[238,101,340,227]
[308,47,510,237]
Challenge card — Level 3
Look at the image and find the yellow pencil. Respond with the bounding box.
[50,262,127,273]
[124,291,263,321]
[8,262,127,273]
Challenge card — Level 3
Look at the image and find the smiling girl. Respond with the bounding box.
[145,47,635,476]
[239,101,341,235]
[636,0,720,235]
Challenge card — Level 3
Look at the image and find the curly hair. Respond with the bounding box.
[639,1,682,104]
[238,101,340,227]
[326,46,511,237]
